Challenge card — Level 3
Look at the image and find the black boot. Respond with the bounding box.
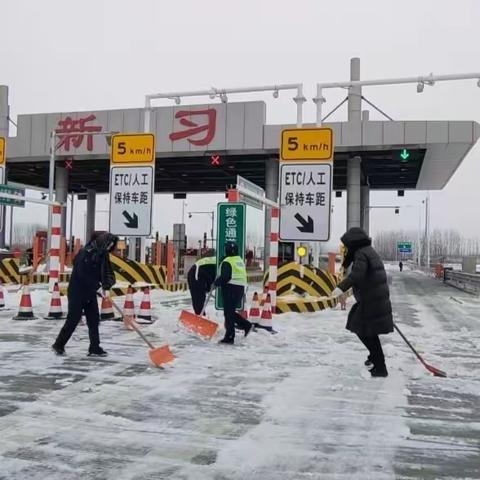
[244,323,253,337]
[370,365,388,377]
[365,355,373,369]
[218,337,234,345]
[87,346,108,357]
[52,343,65,356]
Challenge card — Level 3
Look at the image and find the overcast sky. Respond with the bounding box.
[1,0,479,249]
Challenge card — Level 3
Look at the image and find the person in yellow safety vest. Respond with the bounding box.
[187,250,217,315]
[214,241,252,344]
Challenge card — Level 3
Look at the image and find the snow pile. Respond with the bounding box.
[0,271,478,479]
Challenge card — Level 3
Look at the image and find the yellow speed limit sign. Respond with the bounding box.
[111,133,155,164]
[281,128,334,162]
[0,137,5,166]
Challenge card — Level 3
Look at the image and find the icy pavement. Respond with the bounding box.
[0,272,479,480]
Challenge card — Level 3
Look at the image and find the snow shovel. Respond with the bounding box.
[101,293,176,368]
[394,322,447,378]
[178,286,218,339]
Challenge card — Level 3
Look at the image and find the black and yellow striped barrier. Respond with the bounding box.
[6,254,188,294]
[276,296,338,313]
[262,261,346,314]
[109,255,167,288]
[264,262,337,298]
[164,282,188,292]
[0,258,22,284]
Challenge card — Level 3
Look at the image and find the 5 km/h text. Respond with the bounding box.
[281,128,334,162]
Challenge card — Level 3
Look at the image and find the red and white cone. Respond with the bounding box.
[257,293,276,333]
[137,287,154,324]
[12,285,38,321]
[44,283,66,319]
[122,286,136,330]
[248,292,261,327]
[259,286,268,309]
[100,291,120,321]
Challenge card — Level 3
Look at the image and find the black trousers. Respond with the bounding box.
[54,293,100,349]
[188,274,207,315]
[357,334,385,368]
[222,286,251,340]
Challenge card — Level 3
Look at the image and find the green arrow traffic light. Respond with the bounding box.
[400,149,410,161]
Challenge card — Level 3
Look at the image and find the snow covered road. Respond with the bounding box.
[0,271,479,479]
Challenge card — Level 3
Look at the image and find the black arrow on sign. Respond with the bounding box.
[294,213,314,233]
[122,211,139,229]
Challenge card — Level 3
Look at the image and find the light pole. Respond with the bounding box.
[48,130,118,251]
[314,71,480,125]
[181,200,187,224]
[422,195,431,267]
[188,211,215,249]
[366,203,426,264]
[144,83,306,128]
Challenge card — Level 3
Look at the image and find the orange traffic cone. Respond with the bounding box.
[12,285,38,321]
[248,292,261,327]
[137,287,154,324]
[100,291,120,321]
[44,283,66,320]
[257,293,276,333]
[122,286,136,330]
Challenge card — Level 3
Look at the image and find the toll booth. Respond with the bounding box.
[33,231,48,270]
[279,241,295,264]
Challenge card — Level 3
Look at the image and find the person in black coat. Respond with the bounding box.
[187,251,217,315]
[332,227,393,377]
[52,232,118,357]
[214,241,252,344]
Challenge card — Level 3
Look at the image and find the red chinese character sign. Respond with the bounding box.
[55,114,102,152]
[169,109,217,146]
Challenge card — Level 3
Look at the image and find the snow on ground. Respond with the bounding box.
[0,272,479,479]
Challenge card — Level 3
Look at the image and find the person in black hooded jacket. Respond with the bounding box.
[52,232,118,357]
[331,227,393,377]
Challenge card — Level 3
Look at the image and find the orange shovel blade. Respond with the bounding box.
[148,345,176,367]
[179,309,218,339]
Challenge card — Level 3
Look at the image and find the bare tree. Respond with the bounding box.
[373,228,480,262]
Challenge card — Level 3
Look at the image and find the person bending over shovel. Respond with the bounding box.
[52,232,118,357]
[331,227,393,377]
[215,241,252,344]
[187,250,216,315]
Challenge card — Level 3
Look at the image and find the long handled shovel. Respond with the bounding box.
[102,294,176,368]
[394,322,447,378]
[178,286,218,339]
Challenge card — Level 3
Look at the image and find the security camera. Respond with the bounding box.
[220,93,228,103]
[273,88,279,99]
[189,213,192,218]
[174,96,181,105]
[416,82,424,93]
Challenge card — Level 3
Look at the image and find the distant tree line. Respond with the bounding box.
[373,229,480,262]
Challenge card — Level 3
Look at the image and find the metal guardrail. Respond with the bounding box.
[444,269,480,295]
